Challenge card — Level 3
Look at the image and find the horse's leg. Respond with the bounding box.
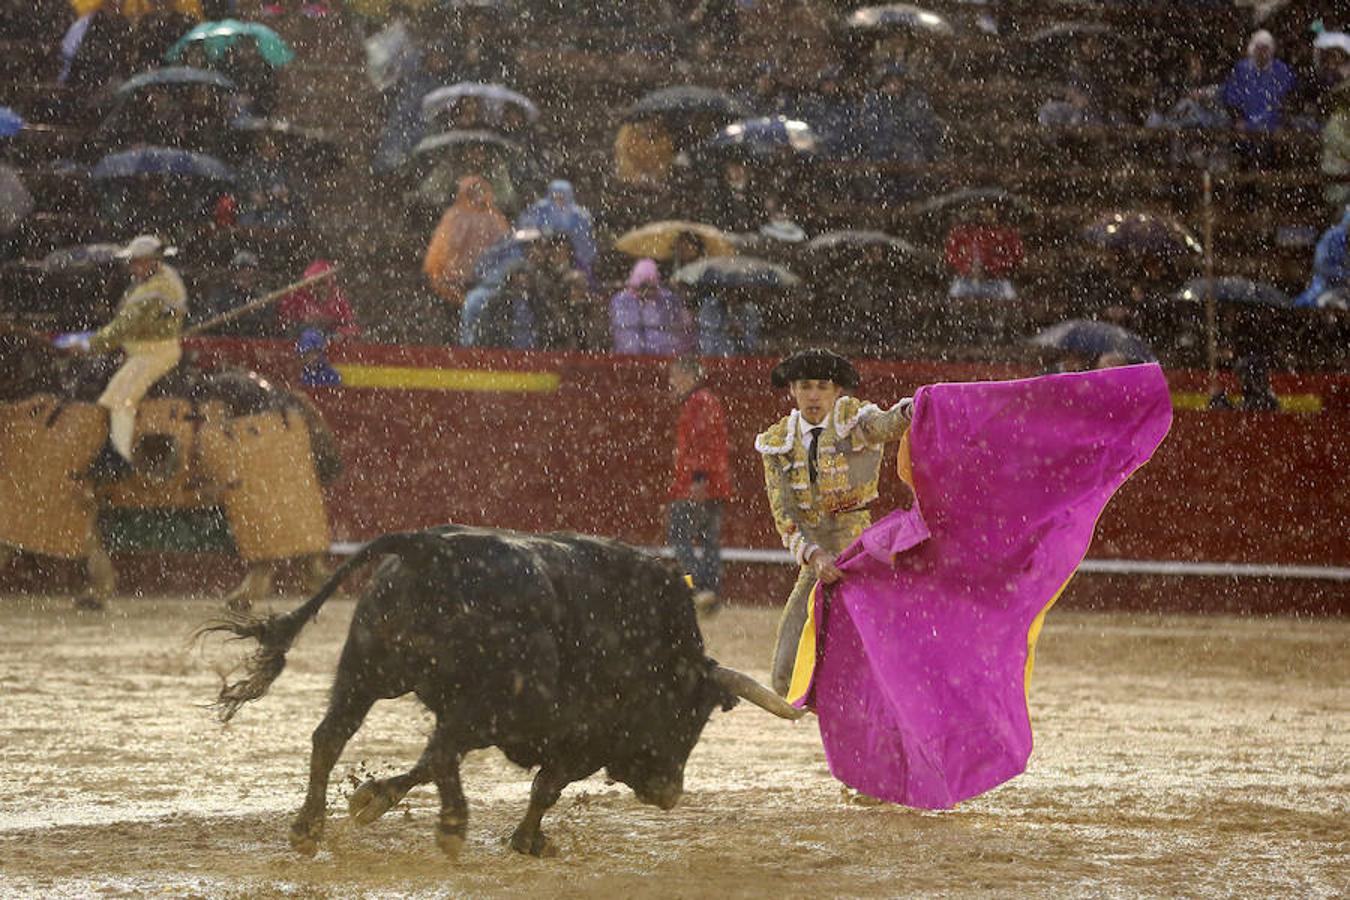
[74,529,115,611]
[224,561,274,612]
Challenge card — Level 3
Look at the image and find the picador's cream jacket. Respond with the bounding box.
[755,395,911,566]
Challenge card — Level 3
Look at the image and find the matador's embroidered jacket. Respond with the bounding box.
[755,395,912,566]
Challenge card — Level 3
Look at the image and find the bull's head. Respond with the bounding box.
[609,662,804,811]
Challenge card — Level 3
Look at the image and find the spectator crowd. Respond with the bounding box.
[0,0,1347,371]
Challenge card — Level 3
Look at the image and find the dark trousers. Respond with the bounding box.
[667,500,723,595]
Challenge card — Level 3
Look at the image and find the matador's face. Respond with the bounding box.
[789,379,842,425]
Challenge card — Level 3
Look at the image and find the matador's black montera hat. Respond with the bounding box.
[770,348,860,389]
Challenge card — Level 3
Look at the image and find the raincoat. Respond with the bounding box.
[423,175,510,305]
[1222,56,1296,131]
[516,180,597,274]
[1294,208,1350,308]
[614,121,675,185]
[786,366,1172,809]
[277,260,360,336]
[608,259,695,356]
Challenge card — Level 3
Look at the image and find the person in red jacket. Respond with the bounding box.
[944,207,1025,301]
[667,356,731,614]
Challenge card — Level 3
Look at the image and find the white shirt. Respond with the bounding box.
[798,411,828,453]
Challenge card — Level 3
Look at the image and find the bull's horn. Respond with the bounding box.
[710,665,807,720]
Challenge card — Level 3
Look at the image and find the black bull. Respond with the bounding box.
[202,525,803,858]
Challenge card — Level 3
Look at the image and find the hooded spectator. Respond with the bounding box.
[516,180,598,275]
[423,175,511,305]
[609,258,695,355]
[1294,206,1350,308]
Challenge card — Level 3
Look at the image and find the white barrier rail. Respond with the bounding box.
[329,542,1350,582]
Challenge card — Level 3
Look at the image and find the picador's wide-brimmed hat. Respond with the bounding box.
[770,348,860,389]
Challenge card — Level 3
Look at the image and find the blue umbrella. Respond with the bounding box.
[92,147,234,181]
[701,116,819,158]
[1176,277,1291,307]
[672,255,801,289]
[40,243,124,271]
[0,106,24,139]
[116,67,236,96]
[1030,320,1157,364]
[421,83,539,123]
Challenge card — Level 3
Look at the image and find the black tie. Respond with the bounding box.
[807,426,823,483]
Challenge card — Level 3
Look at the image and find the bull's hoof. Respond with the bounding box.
[436,824,466,859]
[348,779,403,826]
[508,829,558,858]
[289,819,322,856]
[73,594,105,612]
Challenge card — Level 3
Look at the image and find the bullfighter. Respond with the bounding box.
[755,348,912,695]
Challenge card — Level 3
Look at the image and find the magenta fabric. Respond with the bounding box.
[801,365,1173,808]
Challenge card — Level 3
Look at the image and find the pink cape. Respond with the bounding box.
[789,365,1173,808]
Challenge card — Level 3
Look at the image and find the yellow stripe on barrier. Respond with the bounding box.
[1171,392,1322,413]
[333,365,560,393]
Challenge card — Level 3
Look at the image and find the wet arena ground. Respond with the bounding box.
[0,594,1345,898]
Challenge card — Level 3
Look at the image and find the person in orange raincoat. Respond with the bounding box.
[422,175,510,306]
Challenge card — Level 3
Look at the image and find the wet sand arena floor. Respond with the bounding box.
[0,594,1345,898]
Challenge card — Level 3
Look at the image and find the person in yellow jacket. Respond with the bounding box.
[89,235,187,464]
[755,349,913,695]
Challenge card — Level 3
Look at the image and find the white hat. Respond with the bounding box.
[1248,30,1276,53]
[115,235,177,260]
[1313,31,1350,55]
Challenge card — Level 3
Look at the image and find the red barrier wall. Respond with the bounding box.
[188,339,1348,570]
[6,339,1347,614]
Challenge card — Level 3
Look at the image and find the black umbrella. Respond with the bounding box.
[901,187,1035,229]
[690,116,820,166]
[1030,319,1157,364]
[1176,277,1291,307]
[846,4,957,38]
[1084,211,1202,257]
[412,129,519,159]
[115,66,236,96]
[672,256,801,290]
[623,86,750,124]
[227,117,340,172]
[806,229,920,255]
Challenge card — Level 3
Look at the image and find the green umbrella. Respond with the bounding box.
[166,20,295,68]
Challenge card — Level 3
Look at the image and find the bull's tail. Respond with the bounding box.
[197,532,437,723]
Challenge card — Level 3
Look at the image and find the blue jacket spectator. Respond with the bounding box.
[516,180,597,276]
[1222,30,1297,132]
[1294,207,1350,308]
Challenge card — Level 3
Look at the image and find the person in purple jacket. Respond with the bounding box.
[1223,30,1297,133]
[608,258,695,355]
